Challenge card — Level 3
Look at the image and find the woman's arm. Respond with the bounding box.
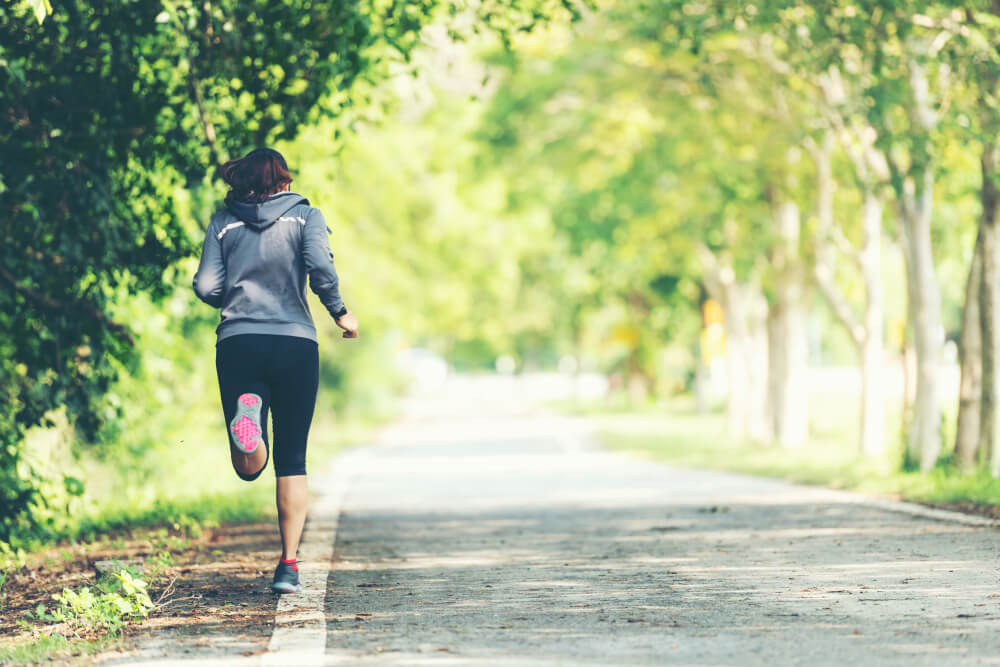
[302,208,346,316]
[192,220,226,308]
[302,208,358,338]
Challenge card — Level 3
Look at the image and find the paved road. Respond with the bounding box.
[319,378,1000,666]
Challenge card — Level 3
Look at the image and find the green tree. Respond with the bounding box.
[477,20,794,412]
[0,0,571,541]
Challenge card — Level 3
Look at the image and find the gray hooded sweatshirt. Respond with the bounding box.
[193,191,345,343]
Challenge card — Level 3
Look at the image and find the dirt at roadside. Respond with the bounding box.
[0,521,284,664]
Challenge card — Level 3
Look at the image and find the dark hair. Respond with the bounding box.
[220,148,293,203]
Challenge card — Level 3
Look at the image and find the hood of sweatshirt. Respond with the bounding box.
[225,191,310,231]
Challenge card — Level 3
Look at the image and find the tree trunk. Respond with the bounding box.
[721,280,774,440]
[901,342,917,434]
[769,200,809,448]
[745,289,771,442]
[980,142,1000,476]
[700,246,770,442]
[897,166,943,472]
[858,191,886,456]
[722,292,749,438]
[694,359,710,414]
[700,252,751,439]
[954,226,983,471]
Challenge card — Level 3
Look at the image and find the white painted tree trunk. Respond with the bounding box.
[694,360,710,415]
[859,192,885,456]
[699,249,750,439]
[769,201,809,449]
[766,307,784,441]
[897,167,943,472]
[891,60,944,472]
[745,290,771,442]
[767,303,809,449]
[721,281,771,441]
[699,246,769,441]
[721,281,751,439]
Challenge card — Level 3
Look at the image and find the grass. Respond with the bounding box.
[10,391,381,556]
[561,394,1000,510]
[82,412,374,534]
[0,634,118,666]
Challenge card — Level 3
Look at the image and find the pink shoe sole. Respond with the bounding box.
[229,393,263,454]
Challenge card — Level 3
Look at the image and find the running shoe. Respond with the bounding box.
[272,560,301,594]
[230,393,263,454]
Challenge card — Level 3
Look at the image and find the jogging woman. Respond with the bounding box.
[193,147,358,594]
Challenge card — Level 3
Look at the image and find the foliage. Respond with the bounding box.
[0,569,8,611]
[14,0,51,24]
[0,0,376,541]
[0,0,576,542]
[0,540,29,573]
[26,568,153,636]
[284,95,544,363]
[472,1,1000,465]
[476,13,805,392]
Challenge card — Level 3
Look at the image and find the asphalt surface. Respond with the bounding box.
[321,379,1000,666]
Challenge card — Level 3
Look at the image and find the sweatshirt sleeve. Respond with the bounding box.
[302,208,346,318]
[192,220,226,308]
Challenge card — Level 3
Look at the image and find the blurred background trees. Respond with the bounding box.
[478,0,1000,472]
[3,0,1000,548]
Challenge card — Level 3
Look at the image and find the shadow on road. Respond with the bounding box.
[325,476,1000,665]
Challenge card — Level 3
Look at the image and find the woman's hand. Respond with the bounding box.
[335,311,359,339]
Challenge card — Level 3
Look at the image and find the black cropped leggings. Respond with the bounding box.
[215,334,319,480]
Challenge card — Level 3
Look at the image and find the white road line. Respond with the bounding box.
[261,447,371,667]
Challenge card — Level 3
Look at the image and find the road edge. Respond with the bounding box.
[261,447,370,666]
[849,496,1000,528]
[572,419,1000,531]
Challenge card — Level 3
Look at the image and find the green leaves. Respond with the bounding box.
[0,0,432,542]
[45,568,153,635]
[19,0,51,24]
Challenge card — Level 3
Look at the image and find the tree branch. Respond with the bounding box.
[813,257,864,348]
[174,6,222,169]
[829,226,865,272]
